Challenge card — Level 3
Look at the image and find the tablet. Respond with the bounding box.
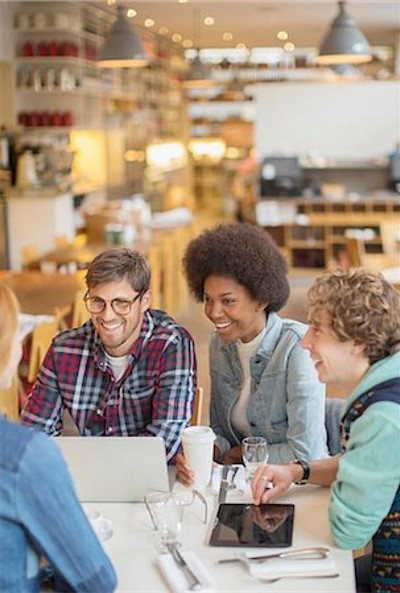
[209,503,294,548]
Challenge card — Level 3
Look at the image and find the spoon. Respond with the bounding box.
[218,546,331,565]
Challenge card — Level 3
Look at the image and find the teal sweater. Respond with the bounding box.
[329,351,400,550]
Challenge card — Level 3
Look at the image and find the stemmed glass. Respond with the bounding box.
[241,436,269,482]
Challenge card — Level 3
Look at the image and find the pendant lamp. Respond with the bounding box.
[183,51,215,89]
[183,10,214,88]
[97,6,148,68]
[317,1,372,65]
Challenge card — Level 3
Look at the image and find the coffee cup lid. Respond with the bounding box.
[182,425,215,443]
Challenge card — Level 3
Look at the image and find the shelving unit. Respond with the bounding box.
[259,196,400,269]
[13,2,104,129]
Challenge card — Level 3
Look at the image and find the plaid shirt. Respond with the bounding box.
[20,309,197,462]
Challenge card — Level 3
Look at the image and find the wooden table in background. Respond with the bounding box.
[0,271,84,315]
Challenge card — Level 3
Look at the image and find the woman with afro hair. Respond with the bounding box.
[177,223,328,484]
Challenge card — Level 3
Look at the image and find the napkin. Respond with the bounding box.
[156,551,214,593]
[248,554,338,579]
[211,464,250,502]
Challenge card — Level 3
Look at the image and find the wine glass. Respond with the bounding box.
[241,436,269,482]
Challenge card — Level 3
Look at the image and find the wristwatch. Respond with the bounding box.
[291,459,310,485]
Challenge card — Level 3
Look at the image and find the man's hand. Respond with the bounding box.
[222,445,242,465]
[176,452,195,486]
[251,464,297,505]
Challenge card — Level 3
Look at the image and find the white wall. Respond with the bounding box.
[253,80,399,159]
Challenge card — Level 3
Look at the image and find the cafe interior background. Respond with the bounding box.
[0,0,399,418]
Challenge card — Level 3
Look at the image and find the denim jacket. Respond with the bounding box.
[0,416,116,593]
[210,312,328,463]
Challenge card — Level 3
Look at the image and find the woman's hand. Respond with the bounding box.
[252,464,295,505]
[222,445,242,465]
[175,452,195,486]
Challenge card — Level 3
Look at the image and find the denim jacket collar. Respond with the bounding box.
[220,312,283,366]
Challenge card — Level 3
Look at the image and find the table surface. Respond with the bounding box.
[88,484,355,593]
[0,270,84,315]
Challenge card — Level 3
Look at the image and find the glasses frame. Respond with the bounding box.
[83,289,144,315]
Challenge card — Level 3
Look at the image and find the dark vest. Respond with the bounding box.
[341,378,400,593]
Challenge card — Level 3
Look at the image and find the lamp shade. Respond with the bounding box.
[183,51,215,89]
[97,6,148,68]
[317,1,372,65]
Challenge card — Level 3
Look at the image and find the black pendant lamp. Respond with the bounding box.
[317,1,372,65]
[97,6,148,68]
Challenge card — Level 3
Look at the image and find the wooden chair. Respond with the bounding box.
[345,236,365,267]
[27,318,60,383]
[21,244,40,270]
[0,373,20,421]
[345,224,400,271]
[190,387,204,426]
[71,289,91,328]
[147,244,162,310]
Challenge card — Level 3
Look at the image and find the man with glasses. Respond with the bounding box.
[20,248,197,462]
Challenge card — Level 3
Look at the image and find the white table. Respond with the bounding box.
[88,484,356,593]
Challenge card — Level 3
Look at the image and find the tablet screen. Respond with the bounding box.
[209,503,294,547]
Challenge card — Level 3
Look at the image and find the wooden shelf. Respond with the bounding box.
[258,196,400,269]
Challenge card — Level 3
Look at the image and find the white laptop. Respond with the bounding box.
[55,436,170,502]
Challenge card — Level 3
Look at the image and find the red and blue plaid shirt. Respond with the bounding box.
[20,309,197,462]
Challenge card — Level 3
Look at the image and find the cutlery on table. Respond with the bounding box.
[228,466,239,490]
[250,572,340,583]
[218,465,231,504]
[167,543,203,591]
[218,546,331,565]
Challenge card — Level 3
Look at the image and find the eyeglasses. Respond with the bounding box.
[84,290,144,315]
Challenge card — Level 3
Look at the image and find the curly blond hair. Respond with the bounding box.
[0,284,20,379]
[307,268,400,364]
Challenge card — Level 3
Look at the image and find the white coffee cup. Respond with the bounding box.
[181,425,215,491]
[84,508,113,542]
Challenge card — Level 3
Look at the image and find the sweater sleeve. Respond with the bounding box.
[329,402,400,550]
[16,432,117,592]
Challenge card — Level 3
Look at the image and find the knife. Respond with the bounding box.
[167,544,202,591]
[218,465,230,504]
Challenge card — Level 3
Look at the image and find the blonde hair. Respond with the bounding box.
[0,284,20,379]
[308,268,400,364]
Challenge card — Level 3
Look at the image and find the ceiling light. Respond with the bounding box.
[284,42,295,52]
[223,32,233,42]
[97,6,148,68]
[183,10,215,89]
[317,1,372,65]
[277,31,288,41]
[183,51,216,88]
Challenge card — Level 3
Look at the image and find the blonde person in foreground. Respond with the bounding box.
[252,268,400,593]
[0,284,116,592]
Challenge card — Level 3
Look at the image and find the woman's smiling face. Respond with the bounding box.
[203,275,267,344]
